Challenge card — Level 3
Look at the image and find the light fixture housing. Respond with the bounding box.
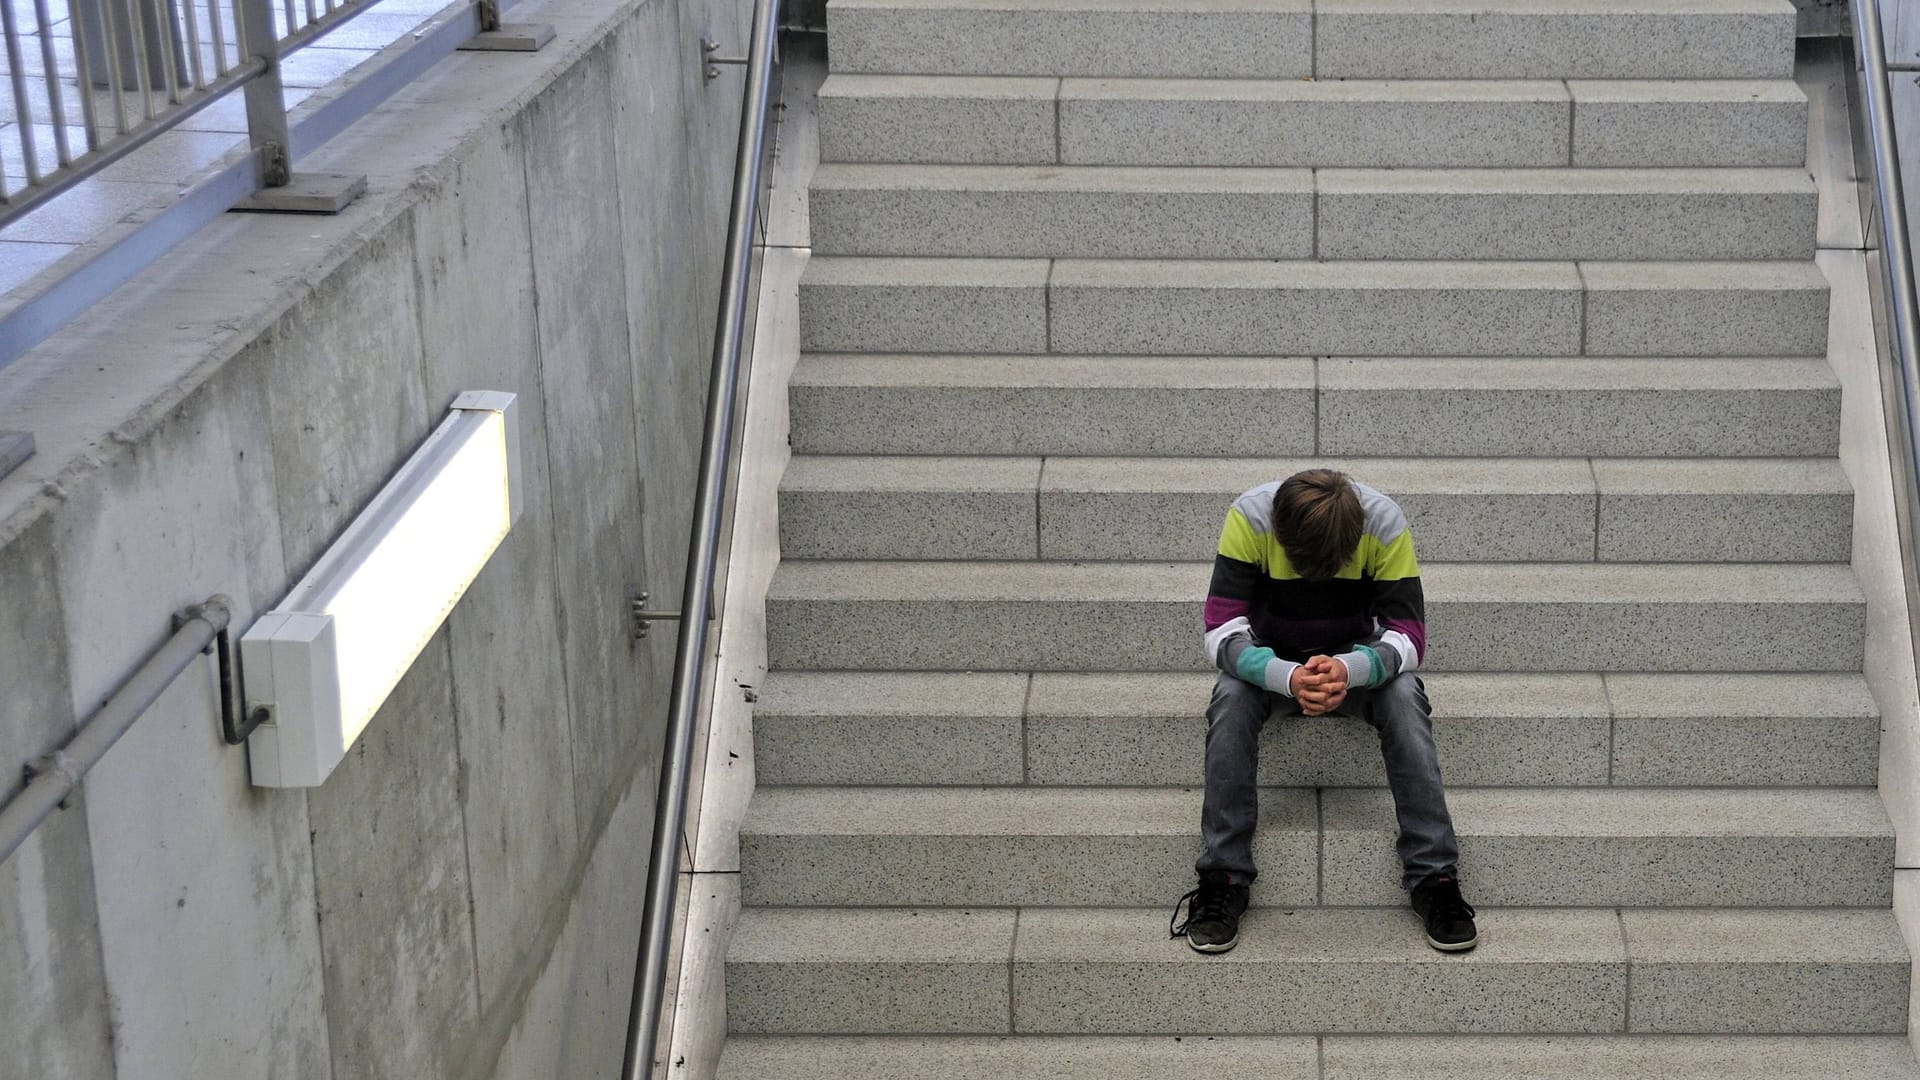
[242,391,523,787]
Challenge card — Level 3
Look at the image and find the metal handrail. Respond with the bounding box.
[618,0,780,1074]
[1853,0,1920,617]
[0,597,230,864]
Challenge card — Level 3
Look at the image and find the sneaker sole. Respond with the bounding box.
[1427,933,1478,952]
[1188,935,1239,954]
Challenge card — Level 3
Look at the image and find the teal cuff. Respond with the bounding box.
[1235,645,1277,686]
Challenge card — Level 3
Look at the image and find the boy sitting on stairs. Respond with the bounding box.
[1172,468,1478,954]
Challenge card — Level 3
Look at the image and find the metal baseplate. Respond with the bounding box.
[231,173,369,215]
[459,23,555,51]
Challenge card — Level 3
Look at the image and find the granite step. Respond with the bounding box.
[796,257,1830,357]
[818,74,1807,169]
[809,164,1316,260]
[764,560,1865,672]
[807,166,1815,261]
[827,0,1314,79]
[725,906,1908,1034]
[1314,0,1797,81]
[718,1035,1920,1078]
[778,456,1854,563]
[737,786,1892,908]
[789,356,1840,458]
[1060,79,1804,169]
[752,672,1882,789]
[824,0,1793,81]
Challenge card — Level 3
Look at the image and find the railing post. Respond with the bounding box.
[230,0,366,211]
[234,0,292,188]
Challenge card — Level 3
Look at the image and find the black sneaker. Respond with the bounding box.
[1410,874,1478,952]
[1170,871,1249,954]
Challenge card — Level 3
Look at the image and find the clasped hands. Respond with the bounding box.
[1288,655,1348,716]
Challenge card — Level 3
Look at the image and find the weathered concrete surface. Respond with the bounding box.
[308,633,480,1079]
[52,343,328,1079]
[406,118,586,1015]
[523,50,655,856]
[0,0,747,1074]
[0,516,114,1079]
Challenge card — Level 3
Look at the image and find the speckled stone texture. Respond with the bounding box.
[719,1035,1321,1080]
[737,786,1317,907]
[1422,562,1864,672]
[1036,456,1597,562]
[1321,787,1895,907]
[1604,673,1881,786]
[1314,1,1796,80]
[1622,910,1911,1033]
[1059,79,1570,167]
[1320,1036,1920,1079]
[817,75,1059,165]
[1592,458,1853,563]
[1011,907,1628,1033]
[764,560,1865,672]
[1024,672,1612,787]
[798,257,1048,353]
[809,164,1314,259]
[827,0,1312,78]
[779,456,1042,560]
[1049,261,1584,357]
[1317,358,1840,457]
[1568,80,1807,167]
[753,672,1030,785]
[1580,261,1829,357]
[1316,168,1815,261]
[727,908,1015,1033]
[788,355,1317,456]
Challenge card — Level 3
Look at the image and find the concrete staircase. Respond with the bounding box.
[720,1,1920,1074]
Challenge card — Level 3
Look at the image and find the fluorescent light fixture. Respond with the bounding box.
[242,391,523,787]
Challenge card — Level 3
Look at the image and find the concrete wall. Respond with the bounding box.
[0,0,748,1072]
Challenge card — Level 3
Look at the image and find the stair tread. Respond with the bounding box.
[767,559,1864,604]
[813,163,1816,195]
[823,72,1805,101]
[730,905,1908,965]
[1327,787,1892,839]
[720,1034,1920,1080]
[743,785,1892,839]
[793,354,1838,390]
[783,455,1852,497]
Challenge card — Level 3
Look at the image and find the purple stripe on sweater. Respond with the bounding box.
[1203,596,1250,630]
[1384,618,1427,661]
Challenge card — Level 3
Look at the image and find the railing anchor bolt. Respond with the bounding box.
[703,36,747,80]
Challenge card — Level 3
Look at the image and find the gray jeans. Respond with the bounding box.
[1197,670,1460,891]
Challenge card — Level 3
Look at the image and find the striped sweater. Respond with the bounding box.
[1202,479,1427,698]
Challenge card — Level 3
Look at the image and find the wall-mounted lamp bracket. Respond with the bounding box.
[177,596,273,746]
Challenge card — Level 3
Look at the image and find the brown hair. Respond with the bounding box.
[1272,469,1362,580]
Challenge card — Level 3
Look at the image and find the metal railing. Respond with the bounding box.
[1853,0,1920,625]
[618,0,779,1074]
[0,0,541,486]
[1,0,370,225]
